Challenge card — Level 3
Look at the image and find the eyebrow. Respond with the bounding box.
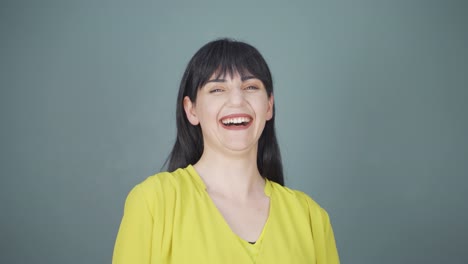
[206,75,258,83]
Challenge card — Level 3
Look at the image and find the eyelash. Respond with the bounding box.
[209,86,259,93]
[209,88,224,93]
[245,85,259,90]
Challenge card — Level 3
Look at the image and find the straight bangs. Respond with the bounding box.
[169,38,284,185]
[187,39,273,101]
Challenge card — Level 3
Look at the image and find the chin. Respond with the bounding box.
[222,142,257,153]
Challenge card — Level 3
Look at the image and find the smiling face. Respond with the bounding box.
[183,72,274,155]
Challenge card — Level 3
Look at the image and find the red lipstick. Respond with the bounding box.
[219,114,253,130]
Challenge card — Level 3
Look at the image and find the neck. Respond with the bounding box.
[193,147,265,200]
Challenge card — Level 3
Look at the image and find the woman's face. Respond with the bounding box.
[184,72,273,155]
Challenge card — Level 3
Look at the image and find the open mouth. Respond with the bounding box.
[220,116,252,127]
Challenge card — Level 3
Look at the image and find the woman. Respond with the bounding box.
[113,39,340,263]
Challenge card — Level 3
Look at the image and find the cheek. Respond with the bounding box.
[253,97,271,118]
[196,100,220,124]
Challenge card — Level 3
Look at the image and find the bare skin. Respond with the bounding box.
[194,157,270,243]
[184,73,273,242]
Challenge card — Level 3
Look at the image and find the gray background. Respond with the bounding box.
[1,1,467,263]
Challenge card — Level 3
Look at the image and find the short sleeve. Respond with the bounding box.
[319,207,340,264]
[304,194,340,264]
[113,184,154,264]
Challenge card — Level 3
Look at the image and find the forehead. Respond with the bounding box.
[208,69,257,81]
[204,75,262,86]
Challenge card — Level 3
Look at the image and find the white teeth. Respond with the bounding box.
[221,117,251,124]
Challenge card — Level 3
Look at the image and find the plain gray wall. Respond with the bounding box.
[1,1,467,263]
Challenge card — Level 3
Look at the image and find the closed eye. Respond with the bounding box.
[245,85,259,90]
[209,88,224,93]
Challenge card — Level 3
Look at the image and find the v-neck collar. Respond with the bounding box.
[185,164,274,262]
[186,164,273,197]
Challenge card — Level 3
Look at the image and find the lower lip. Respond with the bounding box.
[220,121,253,130]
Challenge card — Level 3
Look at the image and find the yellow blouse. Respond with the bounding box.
[113,165,340,264]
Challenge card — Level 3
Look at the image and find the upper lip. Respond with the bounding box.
[219,113,253,122]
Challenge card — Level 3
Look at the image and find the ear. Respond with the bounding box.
[183,96,200,125]
[266,94,274,121]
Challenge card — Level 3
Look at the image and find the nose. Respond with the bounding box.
[227,87,246,106]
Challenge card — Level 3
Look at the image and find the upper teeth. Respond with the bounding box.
[222,117,251,124]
